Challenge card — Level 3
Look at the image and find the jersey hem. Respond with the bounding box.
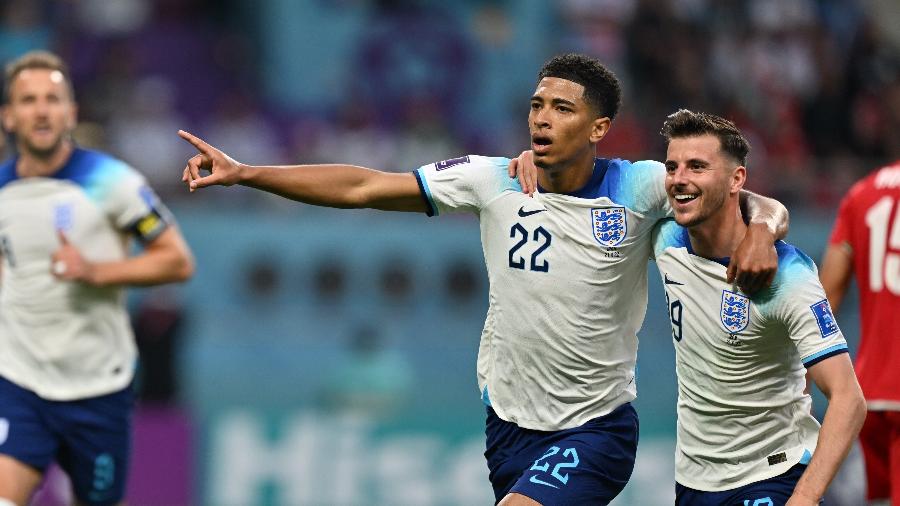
[675,452,809,492]
[0,368,135,401]
[488,394,635,431]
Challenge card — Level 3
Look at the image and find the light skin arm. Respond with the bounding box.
[178,130,427,212]
[818,243,854,313]
[508,150,790,293]
[51,226,194,287]
[787,353,867,505]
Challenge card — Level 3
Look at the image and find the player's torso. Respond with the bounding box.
[476,188,661,428]
[656,249,806,406]
[845,163,900,404]
[0,177,126,311]
[654,237,821,491]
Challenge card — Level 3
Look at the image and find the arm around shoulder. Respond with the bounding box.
[739,190,789,240]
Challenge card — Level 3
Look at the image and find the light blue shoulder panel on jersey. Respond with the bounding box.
[651,218,688,258]
[54,149,134,204]
[592,159,667,216]
[759,241,849,366]
[414,155,518,216]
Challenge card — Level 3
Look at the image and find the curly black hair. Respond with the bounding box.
[537,53,622,120]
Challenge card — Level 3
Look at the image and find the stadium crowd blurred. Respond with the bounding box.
[2,0,899,210]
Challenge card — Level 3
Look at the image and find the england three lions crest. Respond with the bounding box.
[720,290,750,333]
[592,207,627,246]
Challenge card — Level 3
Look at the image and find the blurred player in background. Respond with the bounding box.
[0,51,194,506]
[820,159,900,506]
[179,54,786,505]
[653,109,866,505]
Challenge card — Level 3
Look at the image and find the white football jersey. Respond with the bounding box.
[652,219,849,491]
[416,155,671,430]
[0,148,171,400]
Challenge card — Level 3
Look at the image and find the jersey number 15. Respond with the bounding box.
[865,196,900,294]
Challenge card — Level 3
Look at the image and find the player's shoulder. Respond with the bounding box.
[652,218,688,254]
[426,154,510,172]
[0,156,17,190]
[774,241,817,278]
[847,160,900,200]
[59,148,141,185]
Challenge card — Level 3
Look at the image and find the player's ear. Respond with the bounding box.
[590,116,611,144]
[731,165,746,194]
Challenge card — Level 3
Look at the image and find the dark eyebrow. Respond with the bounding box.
[687,158,710,167]
[551,98,576,108]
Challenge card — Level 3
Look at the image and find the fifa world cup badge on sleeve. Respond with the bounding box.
[810,299,840,338]
[592,207,627,246]
[720,290,750,333]
[434,156,470,171]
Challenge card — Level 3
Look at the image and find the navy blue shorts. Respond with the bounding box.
[484,402,639,505]
[0,375,133,506]
[675,463,819,505]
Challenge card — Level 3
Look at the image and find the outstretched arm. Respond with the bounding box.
[179,130,427,212]
[819,243,854,313]
[728,191,790,293]
[787,353,866,505]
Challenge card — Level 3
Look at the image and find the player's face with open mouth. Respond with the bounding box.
[529,77,601,170]
[3,68,76,158]
[664,134,739,227]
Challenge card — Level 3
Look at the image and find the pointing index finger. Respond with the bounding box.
[178,130,214,155]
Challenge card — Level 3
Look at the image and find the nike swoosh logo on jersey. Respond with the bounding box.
[529,475,560,488]
[518,206,547,217]
[664,274,684,285]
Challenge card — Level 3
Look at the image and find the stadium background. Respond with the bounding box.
[3,0,899,504]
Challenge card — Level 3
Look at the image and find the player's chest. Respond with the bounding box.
[481,195,654,274]
[658,259,778,356]
[0,179,108,254]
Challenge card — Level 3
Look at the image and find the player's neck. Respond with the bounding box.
[15,140,74,178]
[688,203,747,260]
[536,152,595,194]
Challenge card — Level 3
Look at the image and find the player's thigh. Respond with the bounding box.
[887,411,900,505]
[510,426,638,504]
[56,386,133,506]
[0,454,43,505]
[0,376,57,503]
[860,410,891,500]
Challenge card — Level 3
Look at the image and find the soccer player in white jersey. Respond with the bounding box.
[0,51,194,506]
[179,54,787,505]
[652,109,866,505]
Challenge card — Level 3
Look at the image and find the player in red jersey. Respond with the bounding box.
[820,159,900,505]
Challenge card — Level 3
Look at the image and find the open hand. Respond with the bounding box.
[179,130,244,192]
[507,150,538,196]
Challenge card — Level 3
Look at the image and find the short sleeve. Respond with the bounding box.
[414,155,518,217]
[106,169,173,244]
[768,249,849,368]
[828,190,856,247]
[621,160,672,219]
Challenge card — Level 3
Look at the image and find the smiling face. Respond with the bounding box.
[529,77,609,171]
[2,68,77,159]
[664,134,745,228]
